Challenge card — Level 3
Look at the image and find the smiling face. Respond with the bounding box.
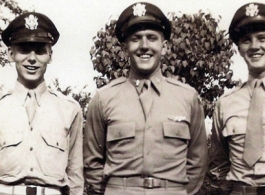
[238,31,265,77]
[124,29,167,77]
[8,42,52,89]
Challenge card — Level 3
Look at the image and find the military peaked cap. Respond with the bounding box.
[229,2,265,45]
[2,12,59,46]
[115,2,171,43]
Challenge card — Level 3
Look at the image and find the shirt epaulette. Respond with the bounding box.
[109,77,127,87]
[166,77,195,92]
[0,89,13,100]
[220,82,246,99]
[98,77,127,92]
[48,89,79,105]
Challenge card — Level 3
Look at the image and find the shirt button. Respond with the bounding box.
[56,142,59,146]
[30,127,33,131]
[30,147,33,151]
[30,168,33,171]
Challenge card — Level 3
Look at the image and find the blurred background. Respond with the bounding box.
[1,0,261,91]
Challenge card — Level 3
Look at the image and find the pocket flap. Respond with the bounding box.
[223,119,246,137]
[40,131,67,151]
[163,122,190,139]
[0,133,22,149]
[107,122,135,142]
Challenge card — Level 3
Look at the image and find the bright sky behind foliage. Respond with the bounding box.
[1,0,264,93]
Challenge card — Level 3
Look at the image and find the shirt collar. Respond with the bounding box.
[14,81,47,106]
[34,81,47,106]
[15,81,28,106]
[129,70,164,94]
[247,75,265,91]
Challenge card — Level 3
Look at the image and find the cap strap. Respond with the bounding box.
[11,32,54,42]
[122,15,163,32]
[235,15,265,29]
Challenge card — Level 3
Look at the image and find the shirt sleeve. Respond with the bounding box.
[207,100,232,192]
[67,104,84,195]
[186,93,208,195]
[83,92,107,195]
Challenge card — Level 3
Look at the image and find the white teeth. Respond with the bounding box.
[251,54,262,58]
[140,55,150,58]
[24,66,38,70]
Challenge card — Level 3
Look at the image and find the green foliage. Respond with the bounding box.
[90,11,239,118]
[0,0,23,66]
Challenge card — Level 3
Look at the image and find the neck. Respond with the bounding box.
[130,68,161,80]
[249,70,265,79]
[18,80,45,90]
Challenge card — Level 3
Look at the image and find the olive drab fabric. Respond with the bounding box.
[139,79,153,120]
[244,80,264,167]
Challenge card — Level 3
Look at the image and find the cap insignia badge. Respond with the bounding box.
[245,3,259,17]
[136,80,140,87]
[25,14,38,30]
[133,3,146,17]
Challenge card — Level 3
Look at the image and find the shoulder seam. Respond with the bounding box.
[109,77,126,87]
[221,82,245,98]
[166,77,195,91]
[0,90,13,100]
[48,89,79,105]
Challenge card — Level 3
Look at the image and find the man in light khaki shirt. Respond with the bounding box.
[208,2,265,195]
[0,12,84,195]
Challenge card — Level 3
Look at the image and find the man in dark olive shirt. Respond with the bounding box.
[84,2,207,195]
[209,2,265,195]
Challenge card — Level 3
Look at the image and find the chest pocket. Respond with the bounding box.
[223,119,246,137]
[0,133,22,150]
[41,131,67,151]
[223,118,246,145]
[223,118,246,157]
[162,121,190,159]
[0,132,23,177]
[38,130,68,178]
[107,122,136,159]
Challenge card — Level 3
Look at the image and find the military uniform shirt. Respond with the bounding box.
[84,70,207,195]
[208,76,265,189]
[0,81,84,195]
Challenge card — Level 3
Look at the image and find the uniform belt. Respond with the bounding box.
[232,182,265,195]
[0,184,61,195]
[108,177,185,189]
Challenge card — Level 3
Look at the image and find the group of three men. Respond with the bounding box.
[0,1,265,195]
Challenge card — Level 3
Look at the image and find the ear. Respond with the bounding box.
[121,42,129,58]
[7,47,15,62]
[161,40,168,56]
[238,46,244,57]
[48,49,53,64]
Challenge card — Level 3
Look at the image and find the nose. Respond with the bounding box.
[140,37,149,50]
[250,38,261,49]
[27,51,36,65]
